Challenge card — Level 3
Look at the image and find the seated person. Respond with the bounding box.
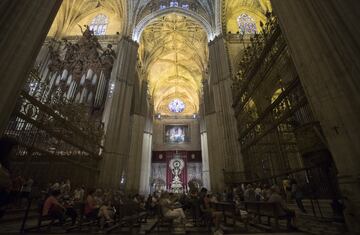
[268,185,296,229]
[159,192,186,224]
[84,189,99,220]
[146,194,158,215]
[98,199,114,223]
[42,190,66,223]
[200,190,222,231]
[61,194,77,225]
[244,184,256,201]
[133,194,146,211]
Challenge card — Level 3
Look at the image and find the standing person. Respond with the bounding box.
[291,179,307,213]
[20,178,33,207]
[268,186,296,230]
[282,176,292,203]
[254,184,263,201]
[9,174,24,207]
[222,190,227,202]
[234,185,244,201]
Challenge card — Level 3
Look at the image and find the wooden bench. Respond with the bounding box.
[66,202,97,232]
[23,199,57,233]
[243,201,289,231]
[155,205,173,232]
[106,202,147,234]
[211,202,248,231]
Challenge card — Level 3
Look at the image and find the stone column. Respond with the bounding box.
[98,37,138,188]
[206,36,244,191]
[271,1,360,232]
[0,0,62,134]
[200,103,211,190]
[202,78,224,192]
[125,78,149,193]
[125,114,146,193]
[139,114,153,195]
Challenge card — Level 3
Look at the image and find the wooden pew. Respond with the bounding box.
[23,199,56,233]
[243,201,289,231]
[66,202,97,232]
[211,201,248,231]
[106,202,147,234]
[155,204,173,233]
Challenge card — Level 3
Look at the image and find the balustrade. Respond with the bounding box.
[230,13,332,185]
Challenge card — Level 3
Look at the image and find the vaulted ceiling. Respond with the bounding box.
[139,13,208,115]
[47,0,272,115]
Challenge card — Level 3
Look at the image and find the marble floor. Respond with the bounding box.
[0,212,309,235]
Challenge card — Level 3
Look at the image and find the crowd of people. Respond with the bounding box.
[234,179,306,214]
[233,183,298,229]
[39,180,149,228]
[1,173,303,233]
[1,174,34,210]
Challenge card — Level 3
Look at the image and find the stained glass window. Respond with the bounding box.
[237,13,257,34]
[89,14,108,36]
[170,1,179,7]
[182,4,190,9]
[169,99,185,113]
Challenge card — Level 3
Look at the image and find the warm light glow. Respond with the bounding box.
[139,13,208,116]
[224,0,271,33]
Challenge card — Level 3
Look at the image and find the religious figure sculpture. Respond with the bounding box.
[169,157,185,193]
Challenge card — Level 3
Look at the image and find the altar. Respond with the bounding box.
[151,151,203,193]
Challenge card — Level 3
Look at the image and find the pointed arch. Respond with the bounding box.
[132,7,214,42]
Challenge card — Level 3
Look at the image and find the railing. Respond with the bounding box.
[231,13,334,196]
[232,13,282,110]
[6,91,103,157]
[2,70,103,186]
[224,165,343,219]
[239,78,307,151]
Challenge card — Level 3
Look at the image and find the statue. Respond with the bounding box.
[169,157,185,193]
[79,24,93,39]
[101,44,116,69]
[63,39,78,66]
[48,43,62,72]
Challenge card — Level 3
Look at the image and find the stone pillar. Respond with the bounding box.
[139,115,153,195]
[271,1,360,233]
[125,78,149,193]
[202,78,224,192]
[99,37,138,188]
[205,36,244,191]
[125,114,146,193]
[0,0,62,134]
[200,103,211,190]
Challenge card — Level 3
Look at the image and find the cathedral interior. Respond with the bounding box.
[0,0,359,234]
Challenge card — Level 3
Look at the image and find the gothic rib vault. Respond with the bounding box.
[46,0,270,116]
[139,13,208,115]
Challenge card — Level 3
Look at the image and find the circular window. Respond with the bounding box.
[168,99,185,113]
